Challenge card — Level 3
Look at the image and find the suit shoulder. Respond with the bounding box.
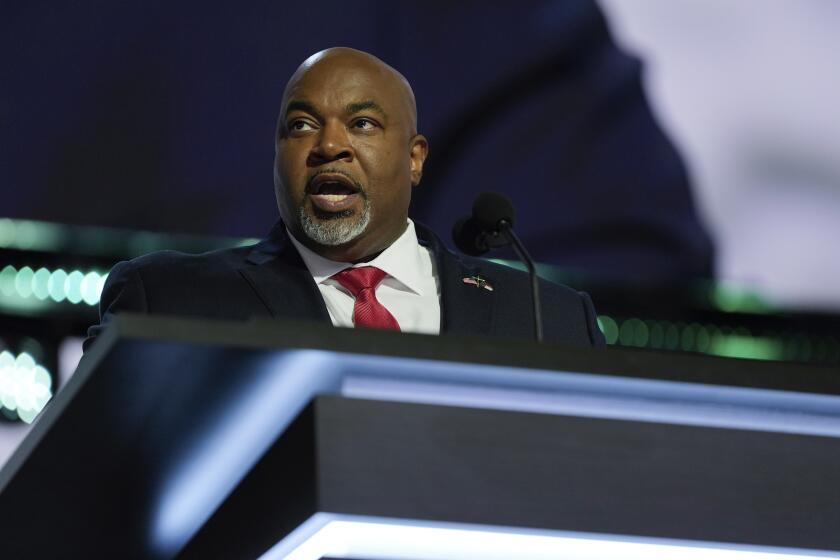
[113,244,252,277]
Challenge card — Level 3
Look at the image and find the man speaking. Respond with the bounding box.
[85,48,604,348]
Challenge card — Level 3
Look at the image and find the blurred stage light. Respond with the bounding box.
[598,316,808,362]
[48,268,68,302]
[65,270,84,304]
[648,321,665,348]
[0,350,53,424]
[0,265,14,297]
[596,315,619,344]
[14,266,34,298]
[0,219,62,252]
[81,271,104,305]
[31,267,50,300]
[0,264,107,308]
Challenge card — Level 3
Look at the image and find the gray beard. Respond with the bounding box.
[299,197,371,246]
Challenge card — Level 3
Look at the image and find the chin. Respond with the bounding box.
[298,203,371,247]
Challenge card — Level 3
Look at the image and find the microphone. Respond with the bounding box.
[452,217,489,256]
[453,192,544,342]
[452,193,516,255]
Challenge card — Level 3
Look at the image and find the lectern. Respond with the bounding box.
[1,315,840,559]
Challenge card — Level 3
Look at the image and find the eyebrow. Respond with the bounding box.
[285,100,321,119]
[345,100,387,119]
[284,99,388,122]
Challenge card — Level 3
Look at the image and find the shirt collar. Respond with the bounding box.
[287,219,428,295]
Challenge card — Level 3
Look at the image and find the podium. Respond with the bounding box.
[1,315,840,559]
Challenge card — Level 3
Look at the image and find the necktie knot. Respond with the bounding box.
[332,266,388,297]
[331,266,400,331]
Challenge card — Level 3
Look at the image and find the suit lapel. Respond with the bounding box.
[239,223,331,323]
[417,224,497,337]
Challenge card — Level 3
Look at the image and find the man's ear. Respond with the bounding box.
[409,134,429,187]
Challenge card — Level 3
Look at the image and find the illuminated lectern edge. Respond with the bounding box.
[260,513,840,560]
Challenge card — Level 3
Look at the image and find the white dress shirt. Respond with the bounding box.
[287,219,441,334]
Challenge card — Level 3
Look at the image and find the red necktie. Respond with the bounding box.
[332,266,401,331]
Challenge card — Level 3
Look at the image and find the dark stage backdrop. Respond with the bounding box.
[1,0,714,282]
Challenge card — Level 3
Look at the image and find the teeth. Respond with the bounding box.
[318,194,349,201]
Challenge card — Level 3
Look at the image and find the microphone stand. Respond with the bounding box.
[498,220,543,342]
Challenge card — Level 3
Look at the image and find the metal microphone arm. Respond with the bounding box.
[498,220,543,343]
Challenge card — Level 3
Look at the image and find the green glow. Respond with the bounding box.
[0,219,62,251]
[597,315,619,345]
[48,269,68,302]
[711,281,770,314]
[1,217,253,255]
[18,408,37,424]
[0,264,103,307]
[708,335,783,361]
[98,273,108,298]
[13,221,39,250]
[649,322,664,349]
[0,265,15,296]
[634,320,649,347]
[65,270,84,304]
[81,271,102,305]
[16,352,35,369]
[0,219,14,246]
[32,267,51,300]
[129,231,164,255]
[14,266,34,298]
[0,350,53,424]
[619,318,648,347]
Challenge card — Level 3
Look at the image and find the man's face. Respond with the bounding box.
[274,53,427,262]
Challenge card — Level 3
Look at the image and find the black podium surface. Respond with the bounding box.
[1,315,839,559]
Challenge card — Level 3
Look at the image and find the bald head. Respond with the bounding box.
[280,47,418,135]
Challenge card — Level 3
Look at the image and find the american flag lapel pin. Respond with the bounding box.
[463,275,494,291]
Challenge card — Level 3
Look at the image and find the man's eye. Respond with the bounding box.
[290,120,313,131]
[353,119,375,130]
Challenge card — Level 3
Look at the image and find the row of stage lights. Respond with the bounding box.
[0,260,836,363]
[0,351,53,424]
[0,265,107,307]
[2,316,833,426]
[598,315,840,363]
[0,289,836,427]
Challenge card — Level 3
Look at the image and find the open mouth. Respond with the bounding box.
[306,173,362,214]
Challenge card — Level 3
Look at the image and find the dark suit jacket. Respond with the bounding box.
[84,222,605,350]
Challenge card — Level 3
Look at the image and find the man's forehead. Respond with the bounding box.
[280,48,417,128]
[285,64,397,106]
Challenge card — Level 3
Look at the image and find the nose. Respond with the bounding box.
[308,120,354,165]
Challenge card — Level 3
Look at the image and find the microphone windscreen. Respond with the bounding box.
[452,216,489,256]
[472,192,515,230]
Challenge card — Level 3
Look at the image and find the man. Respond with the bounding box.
[85,48,604,349]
